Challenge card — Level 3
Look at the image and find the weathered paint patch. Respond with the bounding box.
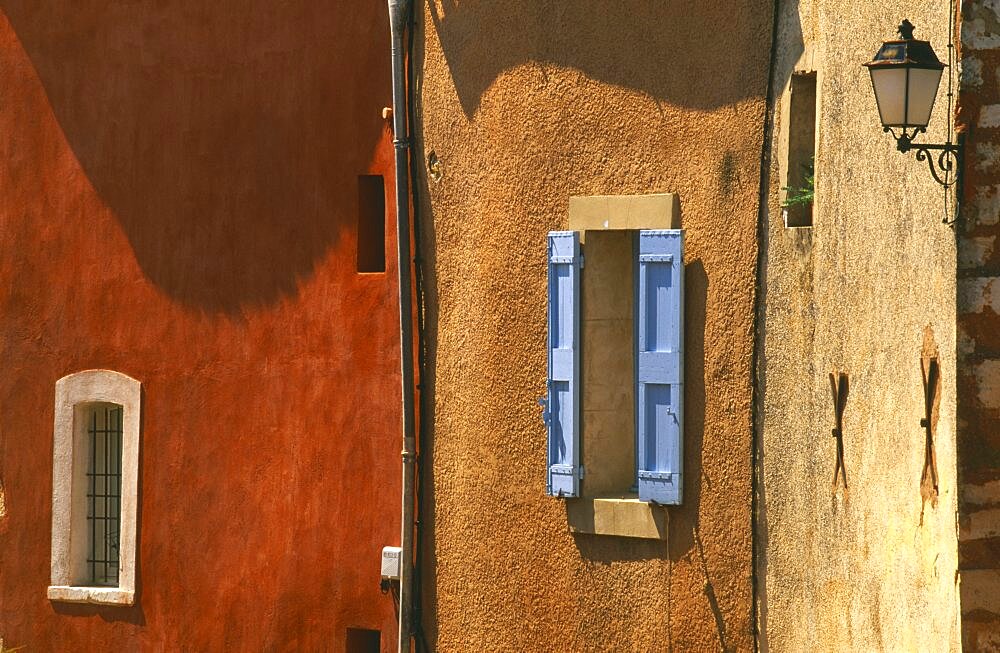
[964,478,1000,505]
[966,183,1000,227]
[975,144,1000,175]
[964,612,1000,653]
[959,236,997,269]
[962,506,1000,540]
[960,536,1000,569]
[974,360,1000,409]
[957,421,1000,475]
[961,308,1000,355]
[963,0,1000,49]
[960,324,979,356]
[964,56,985,87]
[959,277,1000,314]
[963,569,1000,611]
[962,570,1000,650]
[959,3,1000,646]
[980,104,1000,127]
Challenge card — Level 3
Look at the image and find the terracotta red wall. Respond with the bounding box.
[0,3,401,650]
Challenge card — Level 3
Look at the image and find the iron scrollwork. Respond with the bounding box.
[889,127,963,188]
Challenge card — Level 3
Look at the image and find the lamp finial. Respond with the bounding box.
[898,19,915,40]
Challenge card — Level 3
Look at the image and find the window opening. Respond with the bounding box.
[357,175,386,273]
[782,71,817,227]
[50,370,140,605]
[545,227,684,502]
[580,230,635,496]
[86,404,122,586]
[346,628,381,653]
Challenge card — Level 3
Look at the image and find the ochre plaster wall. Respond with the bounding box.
[758,1,961,650]
[0,5,401,650]
[416,2,772,650]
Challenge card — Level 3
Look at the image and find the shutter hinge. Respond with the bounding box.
[579,465,585,479]
[579,254,584,269]
[537,397,550,425]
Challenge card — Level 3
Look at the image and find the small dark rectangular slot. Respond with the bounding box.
[357,175,386,273]
[785,71,817,228]
[346,628,381,653]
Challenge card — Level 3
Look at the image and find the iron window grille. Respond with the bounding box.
[85,404,123,586]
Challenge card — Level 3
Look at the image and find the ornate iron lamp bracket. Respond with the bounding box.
[889,127,964,188]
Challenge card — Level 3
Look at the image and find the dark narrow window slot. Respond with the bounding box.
[784,71,817,228]
[346,628,381,653]
[86,403,123,587]
[357,175,386,273]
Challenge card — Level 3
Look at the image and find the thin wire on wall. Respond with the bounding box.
[944,0,958,224]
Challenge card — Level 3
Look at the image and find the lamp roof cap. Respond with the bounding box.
[864,20,945,70]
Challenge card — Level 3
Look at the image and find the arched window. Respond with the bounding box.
[48,370,141,606]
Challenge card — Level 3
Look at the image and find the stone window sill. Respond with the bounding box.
[47,585,134,606]
[565,495,668,540]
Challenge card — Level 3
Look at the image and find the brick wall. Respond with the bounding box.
[958,2,1000,650]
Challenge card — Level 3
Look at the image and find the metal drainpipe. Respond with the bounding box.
[387,1,416,652]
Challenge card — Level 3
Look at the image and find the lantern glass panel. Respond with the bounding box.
[905,67,943,127]
[869,67,907,127]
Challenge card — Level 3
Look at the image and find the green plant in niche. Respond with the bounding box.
[782,159,814,208]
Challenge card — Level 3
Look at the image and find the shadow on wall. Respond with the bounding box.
[428,0,770,117]
[3,2,391,313]
[754,3,805,650]
[52,597,146,627]
[572,259,708,563]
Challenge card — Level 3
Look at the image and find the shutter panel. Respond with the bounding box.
[546,231,582,497]
[636,230,684,504]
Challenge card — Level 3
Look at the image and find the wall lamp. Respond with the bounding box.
[864,19,962,187]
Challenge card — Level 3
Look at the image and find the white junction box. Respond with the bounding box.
[381,546,402,580]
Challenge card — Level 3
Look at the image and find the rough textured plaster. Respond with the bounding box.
[758,1,961,650]
[0,5,402,649]
[417,2,772,651]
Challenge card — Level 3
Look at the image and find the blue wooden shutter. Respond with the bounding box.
[636,230,684,504]
[545,231,582,497]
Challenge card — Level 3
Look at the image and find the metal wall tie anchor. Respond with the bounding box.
[829,370,849,493]
[920,356,940,499]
